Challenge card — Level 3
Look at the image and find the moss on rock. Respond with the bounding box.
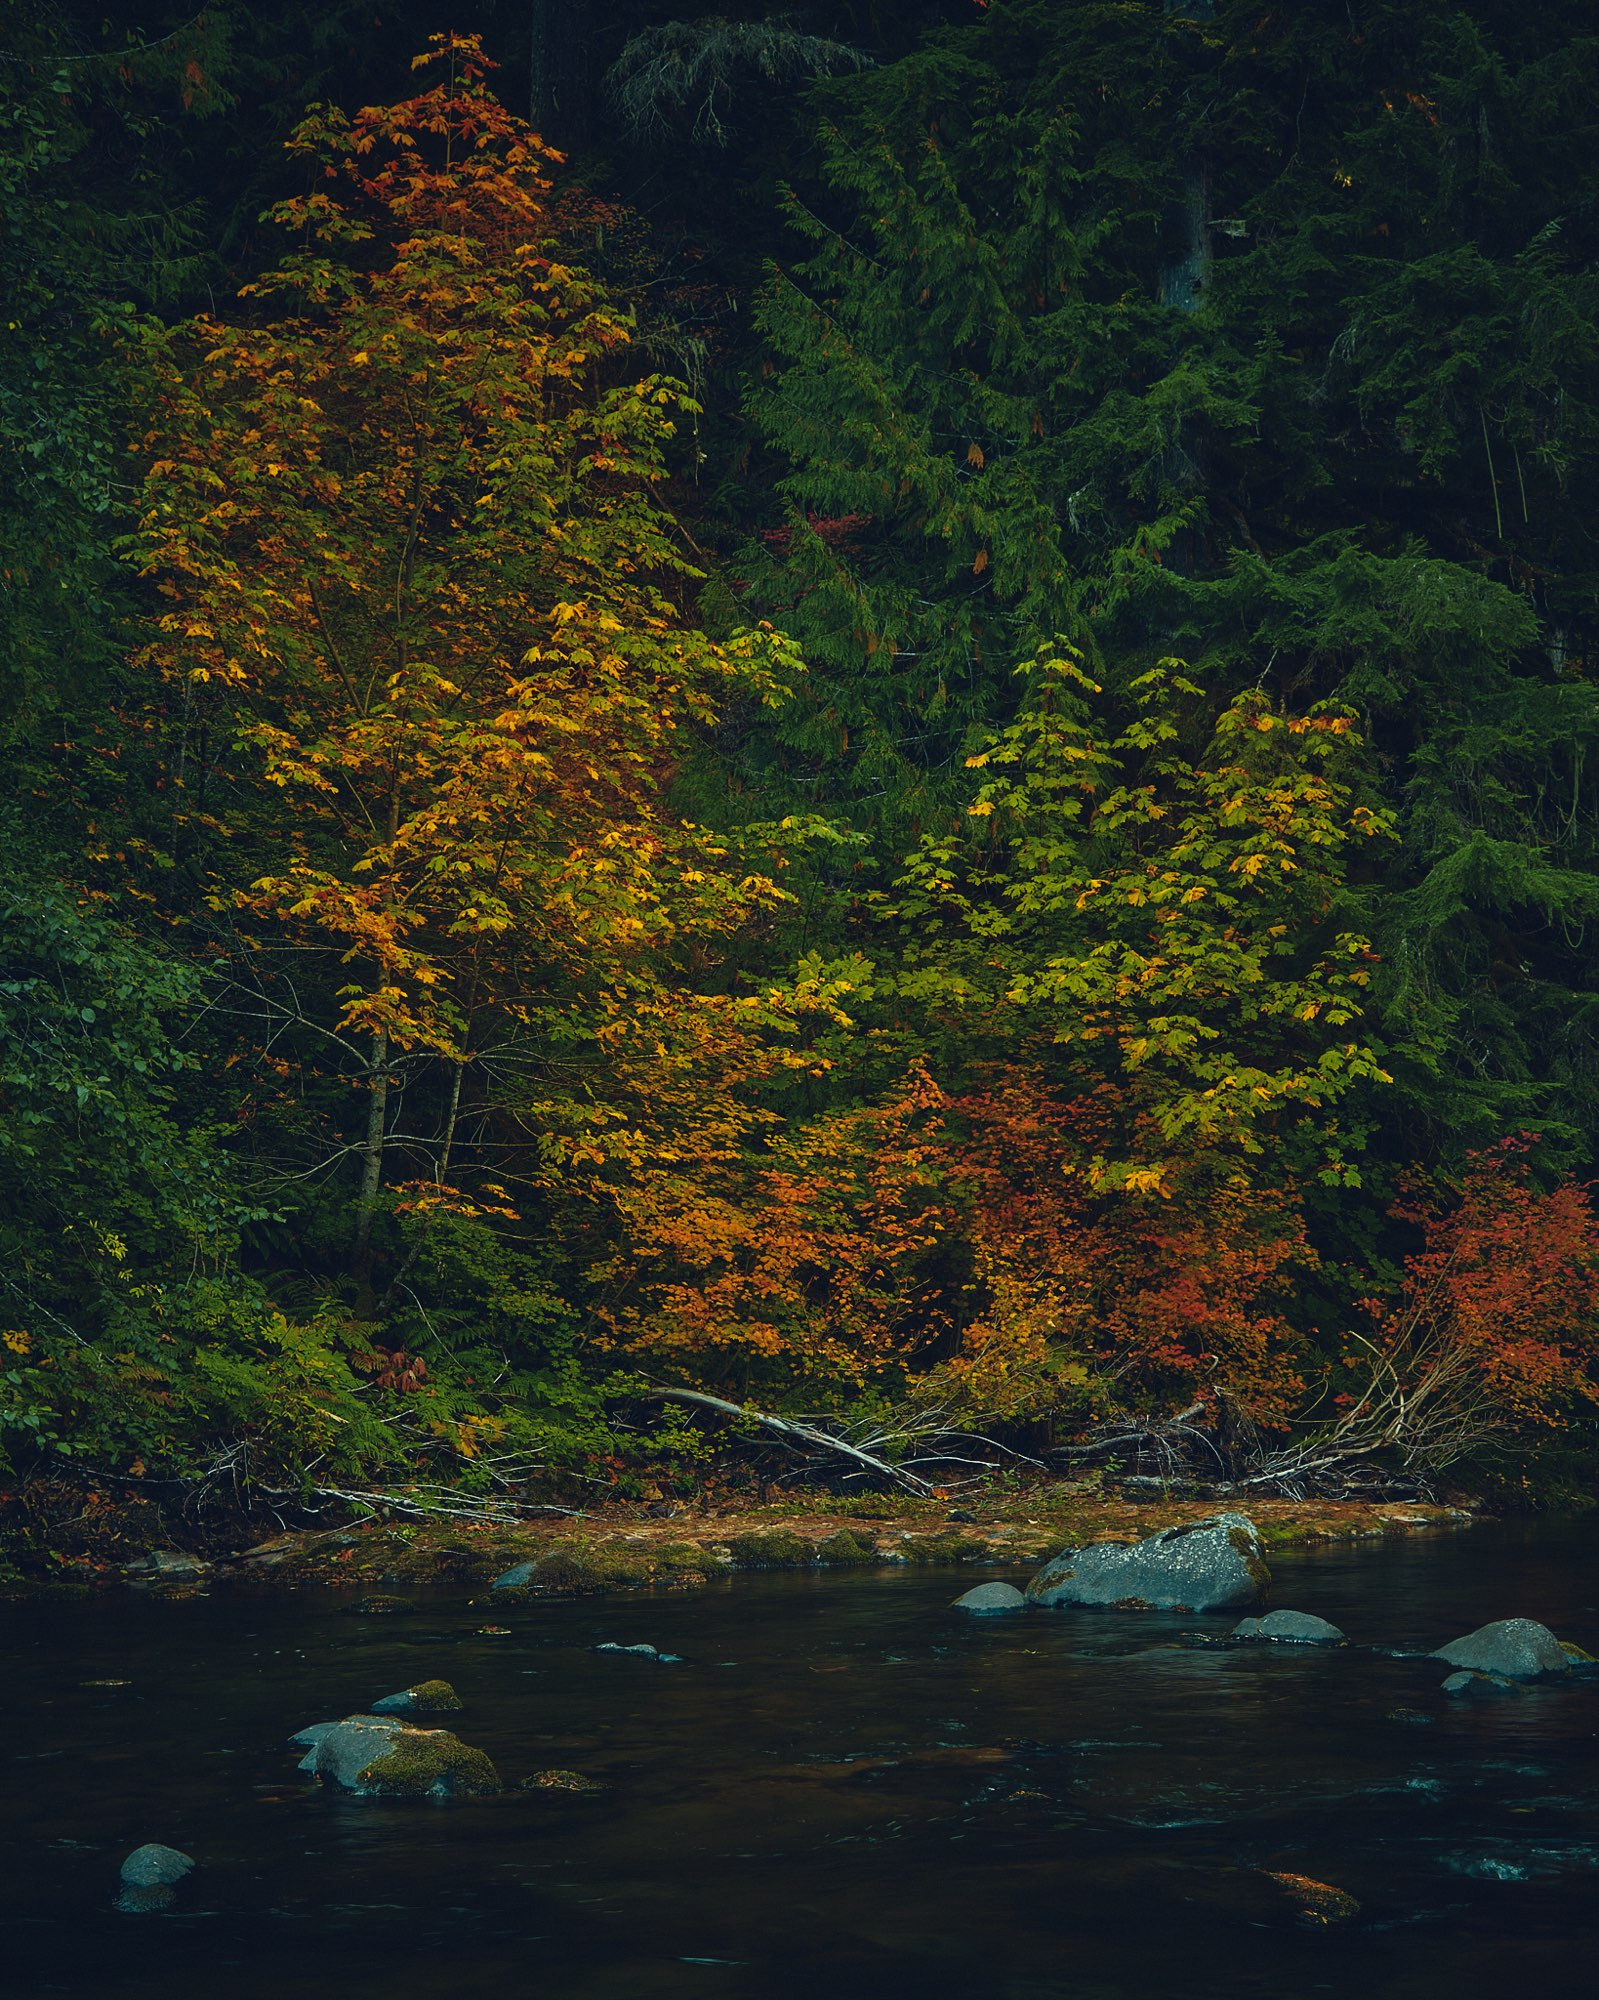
[816,1529,876,1566]
[519,1768,606,1793]
[723,1531,816,1569]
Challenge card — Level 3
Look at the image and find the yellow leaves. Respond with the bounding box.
[2,1330,31,1355]
[966,441,985,469]
[972,548,990,575]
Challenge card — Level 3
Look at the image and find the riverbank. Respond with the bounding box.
[6,1487,1475,1598]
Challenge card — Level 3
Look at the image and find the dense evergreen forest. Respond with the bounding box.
[6,0,1599,1529]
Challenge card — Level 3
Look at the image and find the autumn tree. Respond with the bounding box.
[888,645,1396,1191]
[134,35,806,1295]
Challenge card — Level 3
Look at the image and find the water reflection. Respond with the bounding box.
[4,1518,1597,1997]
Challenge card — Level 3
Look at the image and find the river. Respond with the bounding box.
[5,1517,1597,1997]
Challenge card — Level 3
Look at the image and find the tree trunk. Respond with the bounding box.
[352,1030,390,1302]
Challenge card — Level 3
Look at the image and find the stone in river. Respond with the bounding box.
[1442,1669,1522,1698]
[1230,1609,1345,1644]
[491,1560,537,1592]
[119,1844,195,1889]
[1025,1512,1268,1613]
[1430,1617,1572,1679]
[291,1714,500,1796]
[952,1582,1026,1614]
[371,1678,462,1715]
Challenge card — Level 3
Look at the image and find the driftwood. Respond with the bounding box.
[640,1387,943,1494]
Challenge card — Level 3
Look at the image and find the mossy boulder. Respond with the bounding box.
[1025,1513,1269,1613]
[493,1540,710,1598]
[291,1714,500,1796]
[371,1678,462,1715]
[723,1531,816,1569]
[816,1529,877,1566]
[903,1533,991,1565]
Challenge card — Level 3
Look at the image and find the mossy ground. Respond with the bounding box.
[2,1485,1474,1598]
[209,1493,1472,1597]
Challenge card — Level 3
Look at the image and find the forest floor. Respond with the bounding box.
[6,1487,1476,1597]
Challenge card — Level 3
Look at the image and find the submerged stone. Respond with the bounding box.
[952,1582,1026,1614]
[371,1678,462,1715]
[1025,1513,1269,1613]
[1230,1609,1345,1644]
[1430,1618,1571,1679]
[1442,1669,1522,1698]
[292,1714,500,1796]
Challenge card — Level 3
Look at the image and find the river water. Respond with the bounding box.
[5,1519,1597,1998]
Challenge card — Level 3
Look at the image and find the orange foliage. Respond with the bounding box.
[603,1065,956,1384]
[940,1075,1313,1425]
[1368,1137,1599,1431]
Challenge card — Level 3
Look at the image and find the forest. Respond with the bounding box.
[6,0,1599,1545]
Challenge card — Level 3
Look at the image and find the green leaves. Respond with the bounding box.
[888,643,1394,1183]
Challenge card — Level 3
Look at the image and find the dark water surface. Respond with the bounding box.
[6,1520,1599,1999]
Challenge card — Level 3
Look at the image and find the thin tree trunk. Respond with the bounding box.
[352,1031,390,1301]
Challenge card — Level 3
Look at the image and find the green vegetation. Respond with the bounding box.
[3,2,1599,1534]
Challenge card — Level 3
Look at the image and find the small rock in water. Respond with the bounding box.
[1230,1609,1346,1644]
[519,1768,606,1793]
[371,1678,462,1715]
[491,1561,538,1593]
[593,1641,682,1661]
[1262,1871,1360,1925]
[952,1582,1026,1615]
[1442,1669,1522,1698]
[1385,1706,1434,1725]
[119,1844,195,1889]
[1430,1618,1571,1679]
[343,1595,409,1617]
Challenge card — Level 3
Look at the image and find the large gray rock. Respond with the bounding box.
[1230,1609,1345,1644]
[120,1844,195,1889]
[1025,1513,1268,1613]
[952,1582,1027,1614]
[1429,1618,1571,1680]
[291,1714,500,1797]
[491,1560,537,1592]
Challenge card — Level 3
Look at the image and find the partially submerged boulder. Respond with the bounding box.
[1442,1669,1522,1698]
[1025,1513,1269,1613]
[371,1678,462,1715]
[1230,1609,1345,1645]
[116,1844,194,1915]
[952,1581,1027,1615]
[120,1844,194,1889]
[291,1714,500,1797]
[1430,1618,1571,1680]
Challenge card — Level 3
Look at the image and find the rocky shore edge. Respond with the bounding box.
[10,1492,1475,1600]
